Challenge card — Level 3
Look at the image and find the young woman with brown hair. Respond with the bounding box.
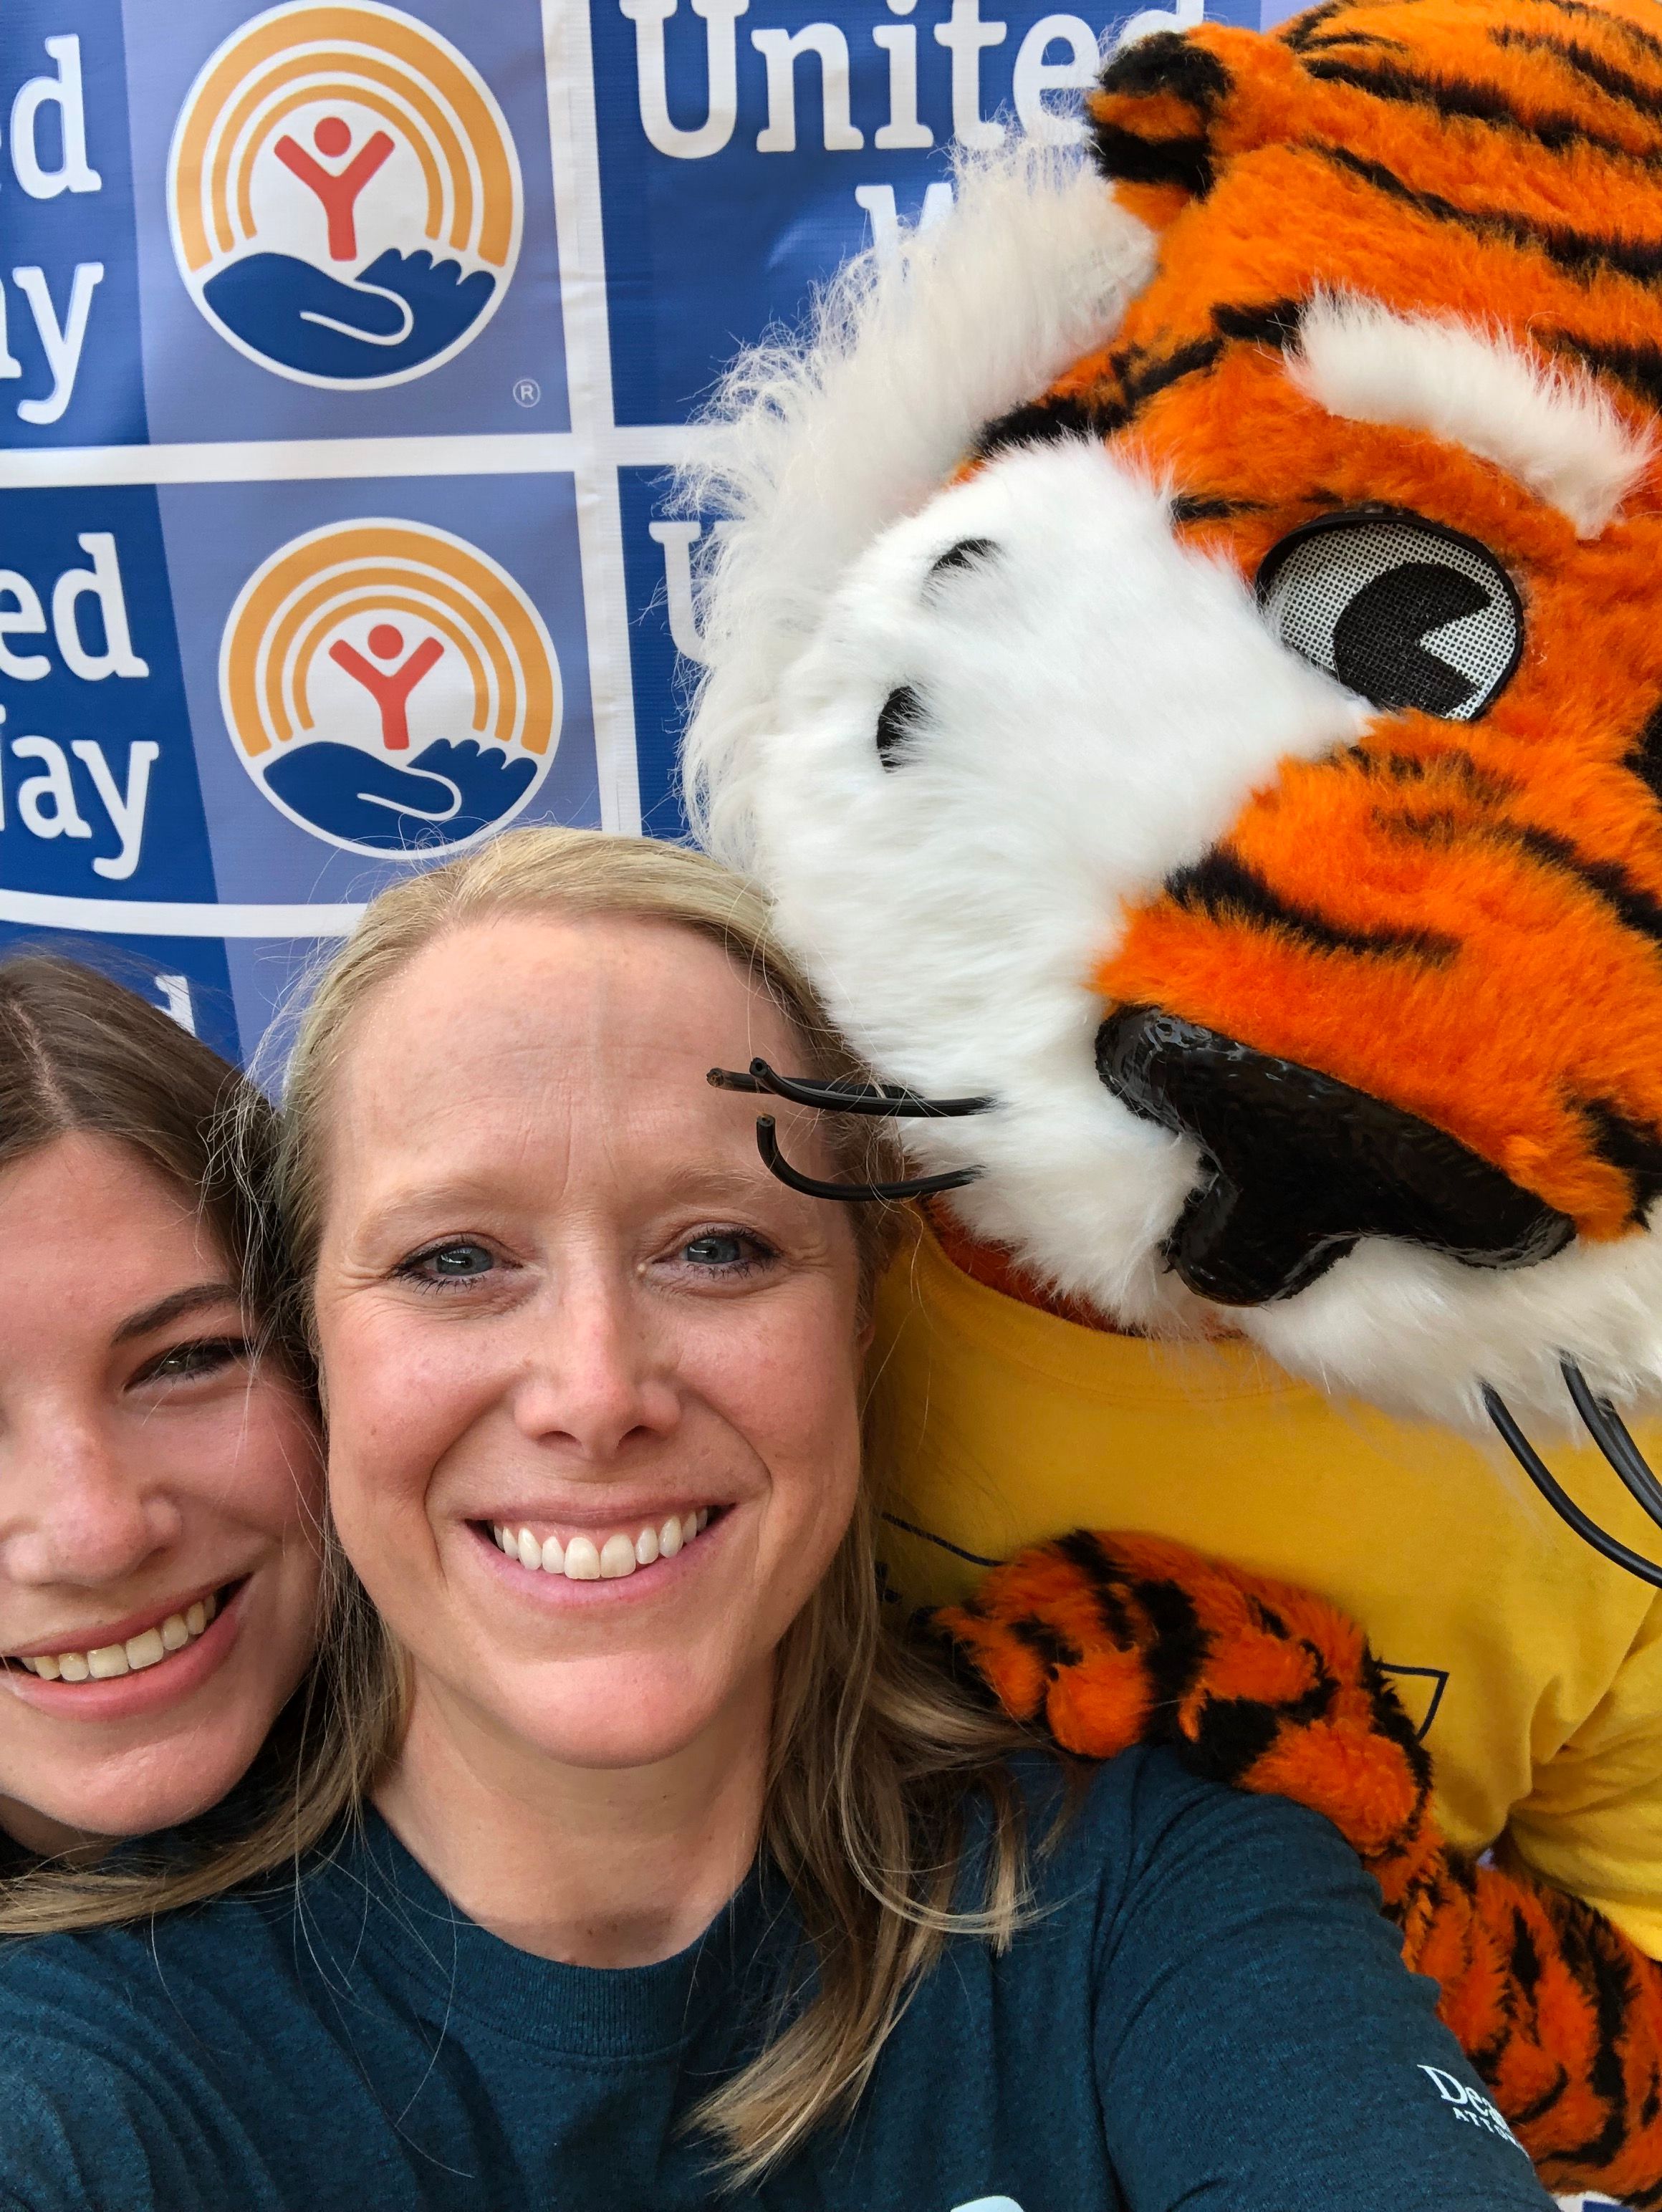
[0,956,322,1906]
[0,839,1550,2210]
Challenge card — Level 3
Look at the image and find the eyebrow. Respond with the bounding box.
[1291,292,1651,538]
[112,1281,244,1347]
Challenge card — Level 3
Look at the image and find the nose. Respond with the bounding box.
[509,1277,683,1465]
[1096,1004,1576,1305]
[0,1413,177,1589]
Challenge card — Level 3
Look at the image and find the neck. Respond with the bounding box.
[374,1663,773,1968]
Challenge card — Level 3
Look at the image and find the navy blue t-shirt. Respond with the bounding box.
[0,1749,1549,2211]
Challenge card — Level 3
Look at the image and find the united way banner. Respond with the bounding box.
[0,0,1284,1063]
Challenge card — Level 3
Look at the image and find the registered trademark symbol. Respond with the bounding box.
[513,378,541,408]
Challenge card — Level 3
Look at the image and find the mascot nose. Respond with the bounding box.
[1095,1005,1575,1306]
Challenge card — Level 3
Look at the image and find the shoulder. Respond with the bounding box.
[1010,1742,1373,1868]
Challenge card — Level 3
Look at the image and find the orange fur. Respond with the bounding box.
[942,1532,1662,2201]
[930,6,1662,2196]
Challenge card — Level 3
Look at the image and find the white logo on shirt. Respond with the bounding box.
[950,2200,1025,2211]
[1419,2064,1528,2154]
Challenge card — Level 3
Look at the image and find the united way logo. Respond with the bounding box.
[168,1,522,387]
[220,519,561,855]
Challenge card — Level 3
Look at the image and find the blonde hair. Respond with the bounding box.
[4,828,1034,2179]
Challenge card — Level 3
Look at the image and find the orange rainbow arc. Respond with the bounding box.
[221,522,558,767]
[173,4,515,274]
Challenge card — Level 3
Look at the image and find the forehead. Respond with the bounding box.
[0,1133,218,1282]
[327,913,801,1168]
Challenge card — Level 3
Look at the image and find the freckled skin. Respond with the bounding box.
[0,1134,323,1855]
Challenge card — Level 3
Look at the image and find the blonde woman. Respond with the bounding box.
[0,832,1549,2211]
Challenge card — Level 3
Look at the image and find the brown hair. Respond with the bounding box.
[0,953,287,1335]
[5,835,1034,2178]
[0,953,330,1934]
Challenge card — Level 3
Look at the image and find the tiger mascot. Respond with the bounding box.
[680,1,1662,2201]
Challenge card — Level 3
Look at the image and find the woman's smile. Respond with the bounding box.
[476,1506,724,1600]
[0,1577,246,1722]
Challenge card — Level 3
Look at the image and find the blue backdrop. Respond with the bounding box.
[0,0,1286,1064]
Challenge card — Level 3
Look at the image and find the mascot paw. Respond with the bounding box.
[940,1529,1435,1889]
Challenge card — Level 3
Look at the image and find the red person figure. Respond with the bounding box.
[329,624,445,751]
[274,115,395,263]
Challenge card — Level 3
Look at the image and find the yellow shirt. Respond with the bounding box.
[869,1218,1662,1958]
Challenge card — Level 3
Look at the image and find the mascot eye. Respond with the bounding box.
[1255,511,1523,722]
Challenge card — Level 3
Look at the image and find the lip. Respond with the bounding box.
[467,1509,731,1607]
[6,1577,232,1664]
[0,1578,250,1724]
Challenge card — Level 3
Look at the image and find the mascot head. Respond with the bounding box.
[682,0,1662,1463]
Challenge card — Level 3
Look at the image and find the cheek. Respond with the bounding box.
[185,1383,324,1538]
[703,1287,865,1528]
[319,1306,495,1531]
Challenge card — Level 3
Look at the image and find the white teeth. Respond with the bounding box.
[125,1627,166,1672]
[16,1594,219,1683]
[491,1512,716,1581]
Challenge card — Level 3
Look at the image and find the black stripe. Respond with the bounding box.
[1552,1915,1633,2167]
[1302,53,1648,163]
[1514,822,1662,944]
[1091,121,1214,196]
[1097,29,1230,111]
[1005,1612,1085,1675]
[1624,695,1662,808]
[1052,1529,1209,1715]
[976,299,1299,463]
[1492,24,1662,125]
[1509,2064,1571,2129]
[1542,326,1662,410]
[1578,1097,1662,1226]
[1168,494,1264,521]
[1314,140,1662,289]
[1540,0,1662,77]
[1294,30,1413,58]
[1211,297,1304,350]
[1164,845,1459,961]
[971,392,1112,463]
[1350,746,1517,807]
[1282,0,1416,55]
[1090,37,1230,194]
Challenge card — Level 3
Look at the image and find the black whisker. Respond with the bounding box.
[708,1059,993,1119]
[1484,1381,1662,1587]
[755,1115,983,1204]
[1560,1355,1662,1528]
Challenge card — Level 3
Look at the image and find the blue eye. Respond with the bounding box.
[401,1241,496,1284]
[684,1233,746,1268]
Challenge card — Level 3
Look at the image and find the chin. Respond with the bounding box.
[495,1660,744,1774]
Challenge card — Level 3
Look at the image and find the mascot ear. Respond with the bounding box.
[1090,24,1299,231]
